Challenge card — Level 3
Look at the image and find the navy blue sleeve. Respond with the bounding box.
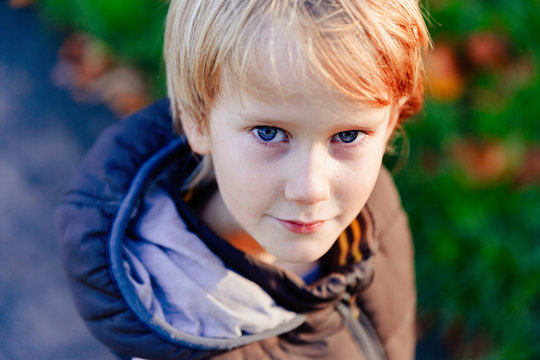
[54,99,207,359]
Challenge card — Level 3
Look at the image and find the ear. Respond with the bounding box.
[180,111,211,155]
[384,96,407,143]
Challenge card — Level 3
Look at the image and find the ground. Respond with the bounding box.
[0,3,114,359]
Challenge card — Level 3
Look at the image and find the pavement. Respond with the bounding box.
[0,3,447,360]
[0,3,115,359]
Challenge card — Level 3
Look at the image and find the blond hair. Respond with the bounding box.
[164,0,430,187]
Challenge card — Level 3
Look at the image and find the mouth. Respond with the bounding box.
[275,218,327,234]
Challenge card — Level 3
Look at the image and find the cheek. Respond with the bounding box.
[335,148,385,209]
[212,148,278,216]
[335,171,376,213]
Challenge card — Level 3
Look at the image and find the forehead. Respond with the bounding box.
[221,31,382,116]
[218,67,390,129]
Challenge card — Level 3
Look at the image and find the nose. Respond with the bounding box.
[284,147,331,205]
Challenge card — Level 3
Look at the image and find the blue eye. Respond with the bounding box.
[333,130,362,143]
[256,127,277,141]
[253,126,287,142]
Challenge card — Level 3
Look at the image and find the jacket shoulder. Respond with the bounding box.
[54,99,196,357]
[364,167,407,249]
[360,167,417,360]
[60,99,175,204]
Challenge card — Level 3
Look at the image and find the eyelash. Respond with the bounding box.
[250,126,289,148]
[250,126,369,148]
[330,130,367,145]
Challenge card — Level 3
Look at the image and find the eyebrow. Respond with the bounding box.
[237,109,388,131]
[334,113,388,130]
[238,113,291,127]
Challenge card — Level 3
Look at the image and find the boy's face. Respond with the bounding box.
[183,69,399,265]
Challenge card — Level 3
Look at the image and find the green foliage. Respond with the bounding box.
[390,0,540,357]
[37,0,540,358]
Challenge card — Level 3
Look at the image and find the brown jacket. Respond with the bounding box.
[360,167,416,360]
[56,100,415,360]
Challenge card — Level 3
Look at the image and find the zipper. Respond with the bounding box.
[335,297,387,360]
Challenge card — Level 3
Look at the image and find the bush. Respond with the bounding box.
[391,0,540,358]
[38,0,169,95]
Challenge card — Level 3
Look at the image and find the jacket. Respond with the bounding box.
[55,99,416,360]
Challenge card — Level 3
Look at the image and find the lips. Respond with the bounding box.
[275,218,326,234]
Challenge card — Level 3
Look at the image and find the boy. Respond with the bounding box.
[56,0,430,359]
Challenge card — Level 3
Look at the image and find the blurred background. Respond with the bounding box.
[1,0,539,359]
